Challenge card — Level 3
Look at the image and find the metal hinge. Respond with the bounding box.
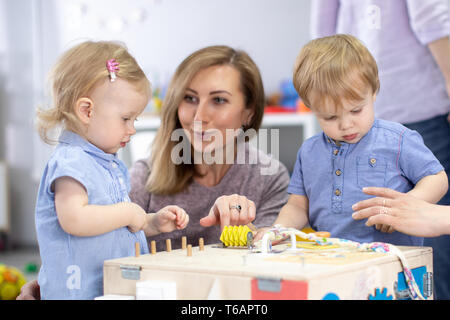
[394,281,412,300]
[423,272,433,298]
[120,265,141,280]
[394,272,433,300]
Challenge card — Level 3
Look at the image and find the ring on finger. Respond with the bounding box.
[229,204,242,212]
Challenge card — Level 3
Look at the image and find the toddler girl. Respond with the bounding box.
[34,41,189,299]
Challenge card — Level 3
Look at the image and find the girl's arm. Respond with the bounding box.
[407,170,449,203]
[54,176,147,237]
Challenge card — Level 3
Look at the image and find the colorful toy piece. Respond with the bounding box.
[0,264,27,300]
[255,225,427,300]
[220,225,254,247]
[368,288,393,300]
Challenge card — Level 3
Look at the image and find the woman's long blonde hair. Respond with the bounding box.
[147,45,265,195]
[36,40,151,144]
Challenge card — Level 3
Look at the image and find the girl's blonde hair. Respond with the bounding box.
[36,40,151,144]
[293,34,379,111]
[147,45,265,195]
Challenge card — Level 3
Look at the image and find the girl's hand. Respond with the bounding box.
[200,194,256,230]
[153,205,189,233]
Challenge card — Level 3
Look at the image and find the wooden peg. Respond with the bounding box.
[135,242,140,257]
[199,237,204,251]
[181,236,187,250]
[150,240,156,254]
[166,239,172,252]
[187,244,192,257]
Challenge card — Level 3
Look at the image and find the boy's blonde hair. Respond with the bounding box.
[293,34,379,111]
[147,45,265,195]
[36,40,151,144]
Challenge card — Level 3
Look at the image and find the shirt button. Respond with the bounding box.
[111,162,118,169]
[119,177,124,185]
[335,169,342,176]
[333,149,339,156]
[334,189,341,196]
[370,158,377,165]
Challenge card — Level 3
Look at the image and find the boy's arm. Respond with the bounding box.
[407,170,449,203]
[272,194,309,230]
[54,176,146,237]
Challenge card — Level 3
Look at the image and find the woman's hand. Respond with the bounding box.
[16,280,40,300]
[352,187,448,238]
[200,194,256,230]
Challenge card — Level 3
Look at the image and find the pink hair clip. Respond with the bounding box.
[106,59,120,82]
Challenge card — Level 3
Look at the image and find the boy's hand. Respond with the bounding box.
[127,203,148,233]
[152,205,189,233]
[253,227,271,242]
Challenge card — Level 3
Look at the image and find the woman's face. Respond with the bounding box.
[177,65,253,156]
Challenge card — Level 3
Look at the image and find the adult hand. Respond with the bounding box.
[352,187,448,238]
[200,194,256,230]
[16,280,40,300]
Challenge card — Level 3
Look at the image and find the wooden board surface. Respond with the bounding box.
[104,242,431,282]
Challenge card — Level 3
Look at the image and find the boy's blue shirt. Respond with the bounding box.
[35,130,149,300]
[288,118,444,246]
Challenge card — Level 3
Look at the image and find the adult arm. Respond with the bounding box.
[129,159,152,211]
[16,280,40,300]
[428,36,450,101]
[407,0,450,105]
[352,187,450,237]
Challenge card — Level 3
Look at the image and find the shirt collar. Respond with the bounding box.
[58,130,118,164]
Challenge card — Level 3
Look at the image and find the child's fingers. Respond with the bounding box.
[164,205,189,228]
[160,209,177,222]
[177,214,189,229]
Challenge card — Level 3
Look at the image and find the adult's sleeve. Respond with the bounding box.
[287,147,307,196]
[253,161,290,228]
[310,0,340,39]
[406,0,450,45]
[129,159,152,212]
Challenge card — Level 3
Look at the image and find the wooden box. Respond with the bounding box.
[103,242,433,300]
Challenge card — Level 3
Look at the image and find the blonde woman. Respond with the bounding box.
[33,41,188,299]
[18,45,289,300]
[130,45,290,251]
